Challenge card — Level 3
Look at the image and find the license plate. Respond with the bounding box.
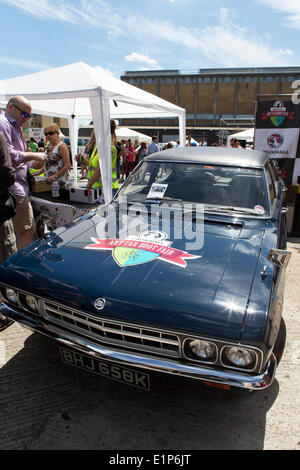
[60,348,150,391]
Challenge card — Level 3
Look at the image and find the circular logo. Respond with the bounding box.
[140,230,168,242]
[94,298,106,310]
[273,100,285,109]
[267,133,284,148]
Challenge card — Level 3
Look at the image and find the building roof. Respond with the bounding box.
[145,146,269,168]
[123,66,300,78]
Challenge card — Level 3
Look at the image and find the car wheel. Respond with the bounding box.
[273,318,286,365]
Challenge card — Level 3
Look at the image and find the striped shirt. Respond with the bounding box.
[0,112,28,197]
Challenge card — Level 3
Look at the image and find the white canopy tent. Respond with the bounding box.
[80,122,152,143]
[226,128,254,146]
[0,62,186,202]
[116,127,152,143]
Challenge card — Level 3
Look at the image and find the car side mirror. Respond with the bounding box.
[267,249,291,267]
[261,249,292,279]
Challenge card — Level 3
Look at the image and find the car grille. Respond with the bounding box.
[40,300,180,358]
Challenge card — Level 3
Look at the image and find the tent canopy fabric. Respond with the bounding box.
[0,62,186,202]
[226,128,254,146]
[79,123,153,143]
[115,127,152,143]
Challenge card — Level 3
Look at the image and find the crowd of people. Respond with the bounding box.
[76,133,214,186]
[77,134,161,186]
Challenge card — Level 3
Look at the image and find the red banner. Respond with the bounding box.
[85,238,200,267]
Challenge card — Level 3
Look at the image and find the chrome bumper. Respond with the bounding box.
[1,303,277,391]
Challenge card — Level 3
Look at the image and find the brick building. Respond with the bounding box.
[120,67,300,144]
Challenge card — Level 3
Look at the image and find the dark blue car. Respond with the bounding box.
[0,147,291,392]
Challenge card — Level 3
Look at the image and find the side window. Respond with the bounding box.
[265,163,277,207]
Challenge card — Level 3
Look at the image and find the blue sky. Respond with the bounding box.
[0,0,299,79]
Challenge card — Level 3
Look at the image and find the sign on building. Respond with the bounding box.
[28,128,44,141]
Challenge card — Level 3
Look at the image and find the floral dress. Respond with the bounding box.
[45,142,69,189]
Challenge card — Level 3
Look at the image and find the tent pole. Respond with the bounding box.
[68,115,78,186]
[90,91,112,203]
[179,113,186,147]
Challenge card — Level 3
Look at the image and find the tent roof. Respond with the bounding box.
[227,128,254,142]
[0,62,186,204]
[0,62,185,119]
[79,123,152,143]
[115,127,152,142]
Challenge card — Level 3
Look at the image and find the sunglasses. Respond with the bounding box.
[12,103,32,119]
[45,131,56,136]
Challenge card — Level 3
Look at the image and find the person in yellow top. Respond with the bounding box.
[86,120,119,196]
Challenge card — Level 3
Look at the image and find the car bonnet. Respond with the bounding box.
[0,207,266,340]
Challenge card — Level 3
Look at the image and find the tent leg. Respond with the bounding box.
[68,116,79,186]
[89,93,112,203]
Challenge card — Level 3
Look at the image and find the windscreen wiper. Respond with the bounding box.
[205,205,260,215]
[145,197,183,203]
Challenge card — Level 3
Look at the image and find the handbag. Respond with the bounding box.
[27,169,36,194]
[0,190,16,225]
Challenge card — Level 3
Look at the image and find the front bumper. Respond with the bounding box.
[1,303,277,391]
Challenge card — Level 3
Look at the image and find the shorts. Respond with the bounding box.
[0,219,17,263]
[12,195,35,235]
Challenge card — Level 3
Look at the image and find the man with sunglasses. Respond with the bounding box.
[0,95,47,250]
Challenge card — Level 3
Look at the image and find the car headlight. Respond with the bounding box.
[5,288,18,304]
[223,346,257,369]
[25,295,38,312]
[185,339,217,362]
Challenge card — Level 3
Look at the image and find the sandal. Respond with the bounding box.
[0,317,14,332]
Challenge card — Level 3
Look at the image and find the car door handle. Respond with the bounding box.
[281,207,288,214]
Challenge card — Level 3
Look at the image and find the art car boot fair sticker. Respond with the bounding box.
[255,205,265,215]
[85,230,201,268]
[267,101,289,127]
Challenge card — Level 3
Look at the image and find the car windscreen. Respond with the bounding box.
[116,161,268,215]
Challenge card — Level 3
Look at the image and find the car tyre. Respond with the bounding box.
[273,318,286,365]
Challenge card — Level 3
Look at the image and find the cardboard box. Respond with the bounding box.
[34,178,52,193]
[69,186,101,204]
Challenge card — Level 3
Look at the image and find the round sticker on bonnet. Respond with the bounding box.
[255,205,265,215]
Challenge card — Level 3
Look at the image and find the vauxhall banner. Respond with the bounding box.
[255,128,300,159]
[254,99,300,185]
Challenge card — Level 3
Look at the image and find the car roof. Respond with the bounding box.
[144,146,269,168]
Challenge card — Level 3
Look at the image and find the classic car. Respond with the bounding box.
[0,147,291,392]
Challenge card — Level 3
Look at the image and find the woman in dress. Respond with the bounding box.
[124,139,135,178]
[43,124,71,188]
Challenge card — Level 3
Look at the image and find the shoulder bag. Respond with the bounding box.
[0,188,16,225]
